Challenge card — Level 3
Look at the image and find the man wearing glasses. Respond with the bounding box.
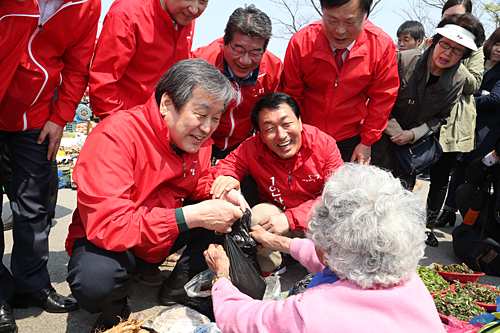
[193,5,283,160]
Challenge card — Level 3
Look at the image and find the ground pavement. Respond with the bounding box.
[2,179,500,333]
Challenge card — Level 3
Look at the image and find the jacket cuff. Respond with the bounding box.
[175,208,189,232]
[384,118,403,136]
[49,113,71,128]
[284,210,295,232]
[410,123,431,142]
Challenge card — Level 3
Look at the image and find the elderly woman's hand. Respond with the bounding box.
[250,225,292,254]
[204,244,230,275]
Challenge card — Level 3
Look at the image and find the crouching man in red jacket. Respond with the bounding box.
[211,92,344,275]
[65,59,247,332]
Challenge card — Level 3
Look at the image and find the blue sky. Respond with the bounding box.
[99,0,443,60]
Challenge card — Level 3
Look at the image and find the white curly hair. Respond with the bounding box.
[307,163,426,289]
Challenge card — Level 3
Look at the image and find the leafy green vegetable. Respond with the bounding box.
[453,281,500,304]
[434,263,474,274]
[434,291,486,321]
[417,266,450,292]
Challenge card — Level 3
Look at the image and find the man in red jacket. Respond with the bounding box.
[65,59,247,331]
[211,92,344,274]
[282,0,399,164]
[89,0,209,119]
[192,5,283,159]
[0,1,100,332]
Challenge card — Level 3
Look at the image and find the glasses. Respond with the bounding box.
[397,38,414,45]
[227,43,263,61]
[438,40,466,57]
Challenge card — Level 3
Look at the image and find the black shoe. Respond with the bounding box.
[2,215,13,232]
[158,269,214,321]
[425,231,439,247]
[0,303,17,333]
[91,298,131,333]
[12,287,78,313]
[434,210,456,228]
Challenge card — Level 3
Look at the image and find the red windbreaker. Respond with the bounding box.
[192,38,283,151]
[212,124,344,232]
[0,0,39,104]
[89,0,195,119]
[66,95,214,263]
[0,0,100,131]
[282,20,399,147]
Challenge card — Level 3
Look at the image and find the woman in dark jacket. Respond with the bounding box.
[437,27,500,230]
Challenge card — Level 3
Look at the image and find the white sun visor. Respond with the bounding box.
[435,24,477,51]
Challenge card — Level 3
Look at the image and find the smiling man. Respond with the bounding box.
[65,59,246,332]
[89,0,209,119]
[282,0,399,164]
[192,5,283,158]
[210,92,344,275]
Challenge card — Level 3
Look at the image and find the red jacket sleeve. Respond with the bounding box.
[284,138,344,232]
[74,131,180,254]
[360,41,399,146]
[49,1,100,127]
[281,35,306,110]
[211,144,251,182]
[89,12,137,119]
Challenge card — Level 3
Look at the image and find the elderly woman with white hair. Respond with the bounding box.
[204,164,445,333]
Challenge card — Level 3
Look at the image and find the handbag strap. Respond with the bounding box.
[401,55,424,128]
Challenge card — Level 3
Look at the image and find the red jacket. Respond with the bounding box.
[89,0,195,119]
[0,0,100,131]
[0,0,39,103]
[66,95,213,263]
[282,20,399,146]
[192,38,283,151]
[212,124,343,232]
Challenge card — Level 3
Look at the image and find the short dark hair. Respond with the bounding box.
[251,92,301,132]
[155,59,235,111]
[484,27,500,60]
[397,21,425,41]
[442,0,472,16]
[432,13,485,59]
[223,5,272,51]
[320,0,373,17]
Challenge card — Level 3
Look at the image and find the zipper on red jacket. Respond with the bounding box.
[223,84,241,151]
[288,172,292,186]
[183,162,186,177]
[335,77,338,88]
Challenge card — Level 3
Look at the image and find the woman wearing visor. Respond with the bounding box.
[371,13,484,245]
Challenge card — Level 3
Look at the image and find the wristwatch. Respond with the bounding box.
[212,272,231,285]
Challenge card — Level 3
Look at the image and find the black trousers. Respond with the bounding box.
[426,152,459,228]
[336,134,361,163]
[67,228,219,324]
[0,129,52,303]
[3,145,59,220]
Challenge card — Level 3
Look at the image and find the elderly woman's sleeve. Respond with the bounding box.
[289,238,325,273]
[212,279,303,333]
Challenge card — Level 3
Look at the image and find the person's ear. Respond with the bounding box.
[298,116,302,131]
[417,38,423,47]
[159,93,174,117]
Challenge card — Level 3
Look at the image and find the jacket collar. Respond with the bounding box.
[141,94,213,154]
[312,19,370,64]
[482,59,500,86]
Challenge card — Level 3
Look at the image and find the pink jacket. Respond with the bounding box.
[212,238,446,333]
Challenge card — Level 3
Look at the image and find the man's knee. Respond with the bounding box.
[67,240,133,313]
[251,203,282,227]
[456,183,478,217]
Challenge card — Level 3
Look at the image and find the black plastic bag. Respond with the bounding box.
[289,273,315,296]
[222,233,266,300]
[229,209,257,255]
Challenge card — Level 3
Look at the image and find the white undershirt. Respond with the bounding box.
[329,40,356,62]
[38,0,65,24]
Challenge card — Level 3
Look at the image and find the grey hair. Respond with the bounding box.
[223,5,272,51]
[307,163,426,289]
[155,58,236,111]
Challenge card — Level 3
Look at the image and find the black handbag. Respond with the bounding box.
[392,56,443,177]
[393,130,443,176]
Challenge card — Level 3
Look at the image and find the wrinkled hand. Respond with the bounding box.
[220,189,250,213]
[258,213,290,234]
[211,176,240,199]
[37,120,64,160]
[183,199,243,233]
[204,244,230,275]
[391,130,414,146]
[249,225,275,250]
[350,143,371,165]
